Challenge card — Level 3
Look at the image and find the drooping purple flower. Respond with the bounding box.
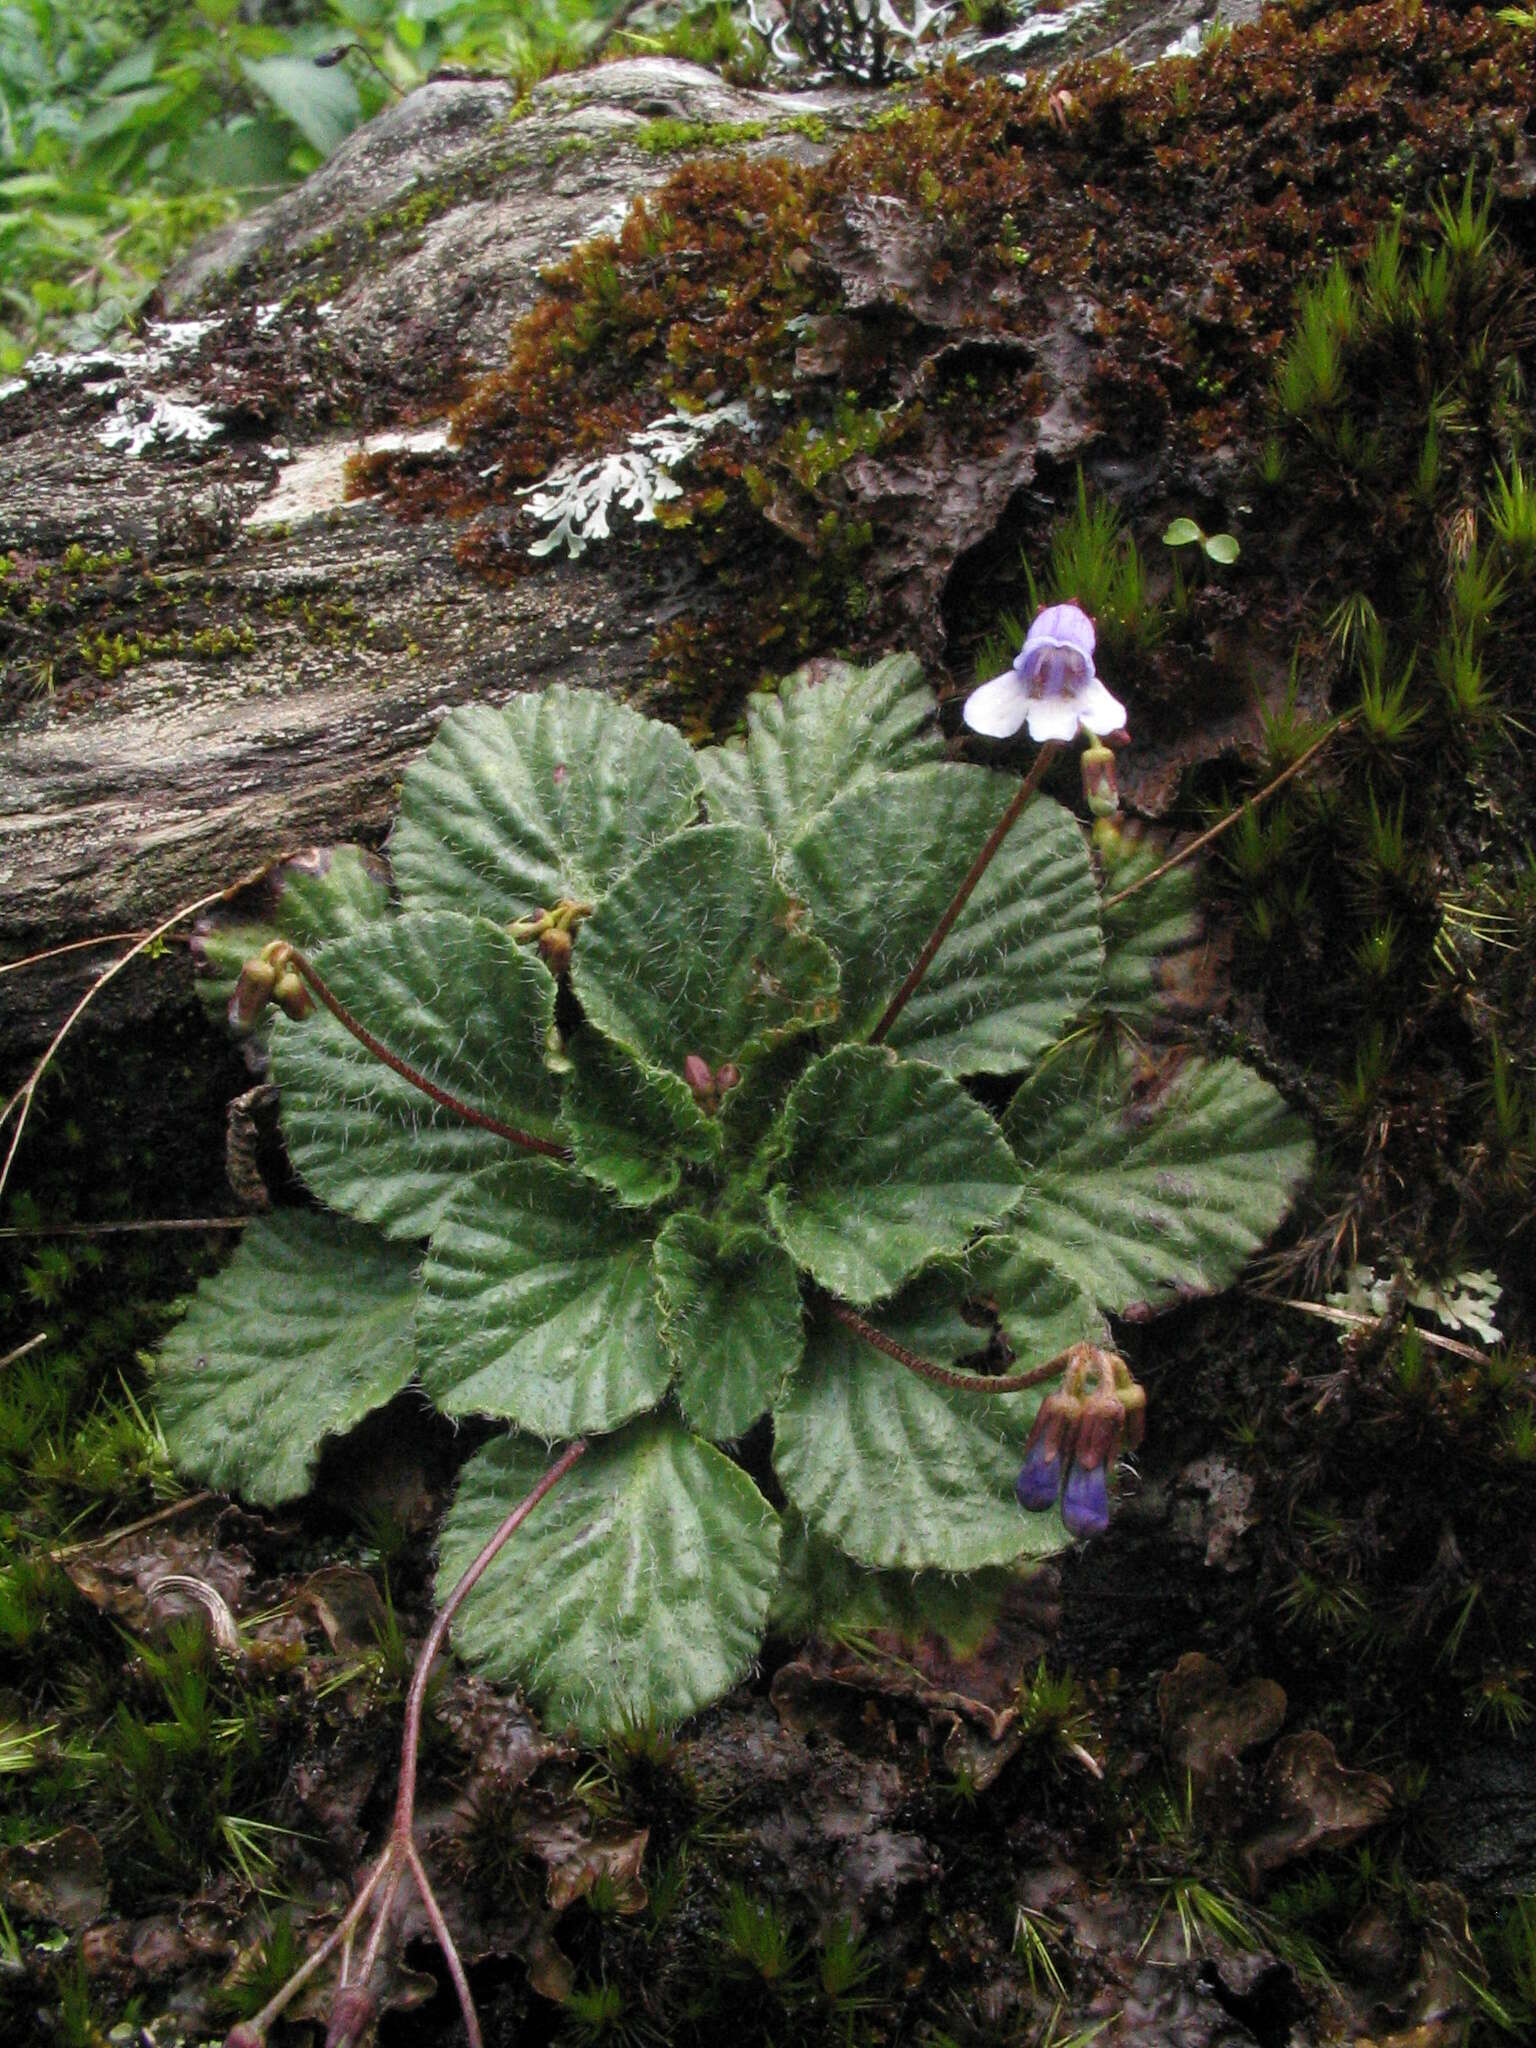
[1015,1437,1065,1512]
[963,602,1128,744]
[1060,1458,1111,1538]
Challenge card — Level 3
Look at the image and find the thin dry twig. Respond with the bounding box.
[0,1331,49,1372]
[0,1216,249,1240]
[0,871,265,1209]
[1258,1290,1493,1365]
[0,932,155,979]
[1101,718,1352,911]
[48,1491,216,1563]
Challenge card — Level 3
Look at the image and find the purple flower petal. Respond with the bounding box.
[1015,1440,1064,1512]
[966,601,1126,747]
[1019,601,1096,677]
[1061,1460,1110,1538]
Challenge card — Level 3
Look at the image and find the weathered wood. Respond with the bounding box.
[0,57,865,1066]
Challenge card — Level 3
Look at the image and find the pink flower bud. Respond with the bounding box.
[325,1987,378,2048]
[683,1054,713,1102]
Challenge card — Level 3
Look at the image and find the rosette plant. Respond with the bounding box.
[159,653,1312,1748]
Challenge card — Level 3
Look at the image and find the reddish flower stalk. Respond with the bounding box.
[824,1296,1080,1395]
[275,944,572,1161]
[229,1438,589,2048]
[868,742,1061,1047]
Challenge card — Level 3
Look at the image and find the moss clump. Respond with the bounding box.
[631,116,770,154]
[358,2,1536,726]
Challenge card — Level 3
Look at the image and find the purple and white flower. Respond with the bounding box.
[963,602,1127,744]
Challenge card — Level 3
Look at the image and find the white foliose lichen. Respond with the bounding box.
[96,393,224,457]
[1327,1263,1504,1347]
[518,404,755,559]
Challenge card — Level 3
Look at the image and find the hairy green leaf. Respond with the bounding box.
[563,1029,721,1207]
[785,767,1101,1073]
[773,1312,1065,1571]
[1003,1038,1314,1315]
[390,687,702,922]
[1094,823,1209,1031]
[418,1160,669,1436]
[271,912,562,1240]
[771,1511,1020,1655]
[572,824,839,1079]
[871,1238,1106,1369]
[765,1045,1023,1304]
[441,1420,780,1739]
[155,1213,417,1506]
[699,653,943,844]
[652,1213,803,1439]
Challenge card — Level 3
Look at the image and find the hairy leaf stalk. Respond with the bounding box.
[869,741,1061,1044]
[281,944,572,1160]
[825,1295,1083,1394]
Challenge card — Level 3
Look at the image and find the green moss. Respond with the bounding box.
[630,117,769,155]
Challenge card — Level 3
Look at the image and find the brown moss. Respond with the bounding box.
[357,1,1536,718]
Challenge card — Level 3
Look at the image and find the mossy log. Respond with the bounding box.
[5,16,1536,2042]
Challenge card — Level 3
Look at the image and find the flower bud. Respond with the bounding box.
[1072,1389,1126,1476]
[1015,1389,1082,1514]
[271,969,314,1021]
[1080,738,1119,818]
[325,1986,378,2048]
[1115,1372,1147,1451]
[715,1063,741,1093]
[229,956,276,1032]
[223,2025,266,2048]
[683,1054,714,1104]
[1015,1436,1065,1511]
[1061,1459,1111,1537]
[538,926,573,975]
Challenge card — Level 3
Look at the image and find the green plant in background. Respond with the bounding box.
[1215,171,1536,1216]
[0,0,625,369]
[1023,471,1159,661]
[150,646,1310,2041]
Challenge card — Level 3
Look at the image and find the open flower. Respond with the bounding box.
[963,602,1127,743]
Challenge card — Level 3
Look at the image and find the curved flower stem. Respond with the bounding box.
[284,947,572,1161]
[404,1842,481,2048]
[825,1297,1078,1395]
[1100,718,1350,911]
[869,742,1061,1047]
[231,1438,589,2048]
